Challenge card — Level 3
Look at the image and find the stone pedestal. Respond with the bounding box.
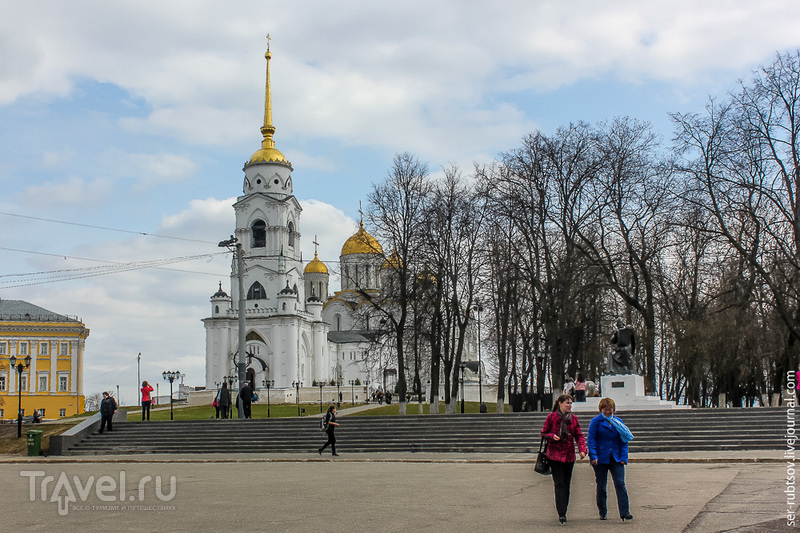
[601,374,645,401]
[572,374,689,411]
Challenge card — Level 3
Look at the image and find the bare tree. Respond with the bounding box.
[365,153,431,414]
[573,118,674,393]
[420,165,486,413]
[672,50,800,395]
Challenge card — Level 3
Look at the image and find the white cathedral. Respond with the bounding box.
[202,45,397,395]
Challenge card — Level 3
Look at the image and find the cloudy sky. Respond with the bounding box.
[1,0,799,405]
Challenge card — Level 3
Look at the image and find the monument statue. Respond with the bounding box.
[609,318,636,375]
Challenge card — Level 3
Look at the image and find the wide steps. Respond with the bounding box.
[64,408,786,455]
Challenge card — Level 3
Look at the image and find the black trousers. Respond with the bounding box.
[550,459,575,518]
[320,430,336,454]
[99,413,113,433]
[141,401,151,420]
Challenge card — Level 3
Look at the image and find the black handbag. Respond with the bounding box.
[534,436,551,475]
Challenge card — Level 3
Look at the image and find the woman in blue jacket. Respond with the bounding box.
[587,397,633,522]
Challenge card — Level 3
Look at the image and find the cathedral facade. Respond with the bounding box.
[202,46,391,394]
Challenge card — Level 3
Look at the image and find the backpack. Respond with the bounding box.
[320,413,328,431]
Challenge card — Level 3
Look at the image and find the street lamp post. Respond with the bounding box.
[318,382,324,412]
[459,362,466,414]
[472,302,485,413]
[349,380,355,406]
[162,371,180,420]
[365,380,371,404]
[9,354,31,438]
[292,381,302,417]
[336,379,341,409]
[262,379,274,418]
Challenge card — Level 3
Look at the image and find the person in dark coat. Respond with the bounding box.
[99,391,117,433]
[540,393,588,525]
[318,405,339,456]
[238,382,253,418]
[217,382,231,419]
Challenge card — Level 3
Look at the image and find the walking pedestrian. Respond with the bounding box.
[574,373,587,402]
[318,405,339,456]
[218,382,231,419]
[540,393,588,524]
[99,391,117,433]
[587,397,634,522]
[141,380,154,420]
[239,382,253,418]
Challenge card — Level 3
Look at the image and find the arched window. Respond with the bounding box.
[335,314,341,331]
[287,221,295,247]
[252,220,266,248]
[247,282,266,300]
[215,305,219,314]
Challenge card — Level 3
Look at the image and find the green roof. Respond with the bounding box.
[0,299,79,322]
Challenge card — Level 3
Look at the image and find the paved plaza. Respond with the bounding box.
[0,452,792,532]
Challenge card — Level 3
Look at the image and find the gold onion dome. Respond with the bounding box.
[382,251,402,270]
[304,252,329,274]
[247,42,292,169]
[341,221,383,255]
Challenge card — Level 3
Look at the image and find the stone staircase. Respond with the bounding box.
[63,407,786,455]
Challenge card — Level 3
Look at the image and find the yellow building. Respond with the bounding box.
[0,299,88,420]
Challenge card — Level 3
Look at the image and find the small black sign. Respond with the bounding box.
[611,381,625,388]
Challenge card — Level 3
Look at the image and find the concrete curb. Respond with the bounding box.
[0,452,784,464]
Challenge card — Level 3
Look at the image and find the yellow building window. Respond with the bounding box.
[40,343,48,355]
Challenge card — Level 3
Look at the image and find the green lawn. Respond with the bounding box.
[140,402,340,421]
[349,401,510,416]
[130,401,509,420]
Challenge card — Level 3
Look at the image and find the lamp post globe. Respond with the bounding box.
[262,379,274,418]
[162,371,180,420]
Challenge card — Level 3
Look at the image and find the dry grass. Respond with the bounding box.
[0,423,77,456]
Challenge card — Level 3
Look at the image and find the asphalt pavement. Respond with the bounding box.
[3,404,792,532]
[0,448,793,533]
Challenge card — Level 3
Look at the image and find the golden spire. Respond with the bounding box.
[247,35,291,168]
[261,34,275,147]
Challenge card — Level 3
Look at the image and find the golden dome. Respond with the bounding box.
[304,252,329,274]
[249,145,291,167]
[382,251,402,270]
[341,222,383,255]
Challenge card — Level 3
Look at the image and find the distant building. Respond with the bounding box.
[202,45,396,395]
[0,299,88,420]
[203,45,477,399]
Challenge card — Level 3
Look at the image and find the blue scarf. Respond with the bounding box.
[603,414,634,442]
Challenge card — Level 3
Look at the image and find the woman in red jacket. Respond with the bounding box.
[141,381,154,421]
[541,393,588,524]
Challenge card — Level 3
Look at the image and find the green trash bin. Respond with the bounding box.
[26,430,43,457]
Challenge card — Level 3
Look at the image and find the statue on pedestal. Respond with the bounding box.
[609,318,636,375]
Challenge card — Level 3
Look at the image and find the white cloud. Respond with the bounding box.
[2,0,800,407]
[21,175,113,208]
